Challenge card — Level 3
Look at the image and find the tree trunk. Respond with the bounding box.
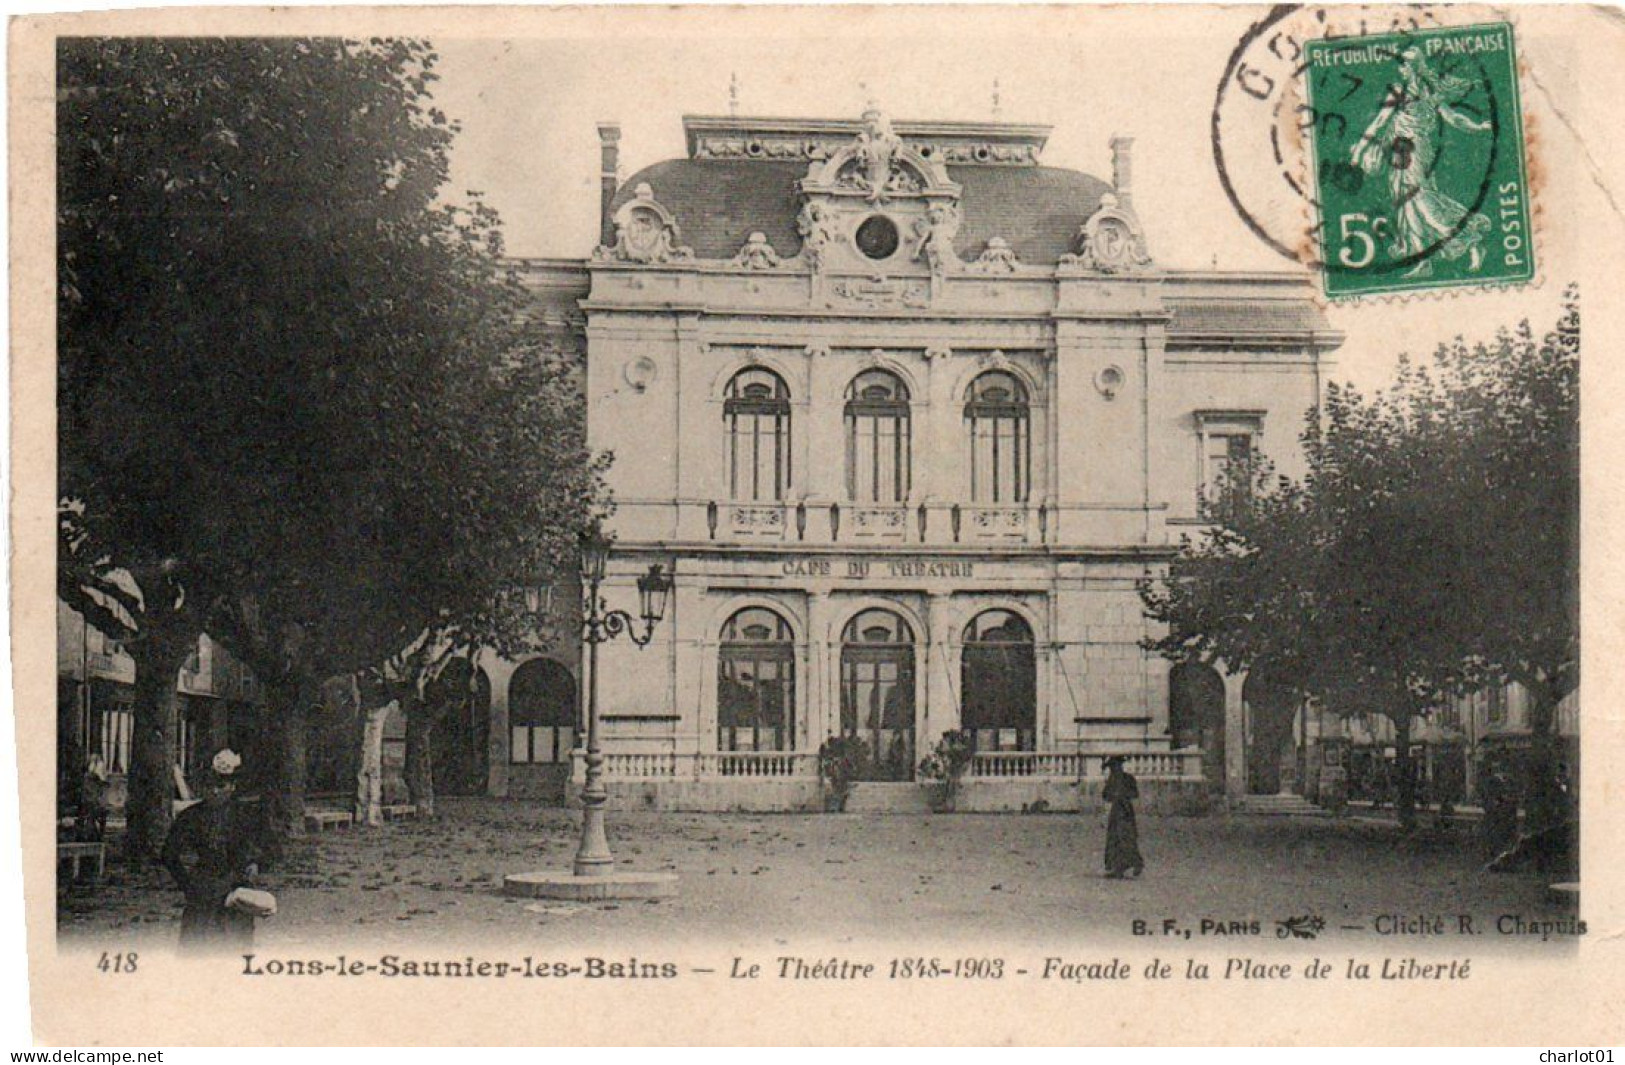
[1393,714,1417,831]
[356,695,392,827]
[404,691,436,819]
[124,627,193,864]
[268,672,313,839]
[1525,679,1567,832]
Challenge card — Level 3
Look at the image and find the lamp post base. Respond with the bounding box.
[503,870,680,901]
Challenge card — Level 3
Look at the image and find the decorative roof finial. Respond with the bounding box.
[728,71,740,117]
[992,78,1003,119]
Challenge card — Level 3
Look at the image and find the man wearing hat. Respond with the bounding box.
[161,749,265,954]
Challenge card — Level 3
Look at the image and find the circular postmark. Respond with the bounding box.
[1211,6,1526,295]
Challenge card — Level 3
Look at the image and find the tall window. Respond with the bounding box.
[845,370,911,503]
[725,368,791,502]
[965,371,1031,503]
[1205,433,1253,496]
[1195,411,1263,515]
[960,611,1036,752]
[718,608,796,752]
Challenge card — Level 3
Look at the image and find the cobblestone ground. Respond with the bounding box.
[58,798,1575,954]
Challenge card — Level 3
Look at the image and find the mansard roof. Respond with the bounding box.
[609,157,1112,266]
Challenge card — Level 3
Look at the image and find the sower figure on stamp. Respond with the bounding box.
[1102,755,1144,879]
[1349,46,1492,278]
[162,748,270,954]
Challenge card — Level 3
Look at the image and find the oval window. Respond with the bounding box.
[855,215,900,260]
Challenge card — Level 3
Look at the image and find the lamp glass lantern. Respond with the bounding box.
[580,528,611,584]
[637,564,672,624]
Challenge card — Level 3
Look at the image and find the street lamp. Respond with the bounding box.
[574,528,671,876]
[504,528,679,901]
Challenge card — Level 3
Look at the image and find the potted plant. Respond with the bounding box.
[918,729,975,813]
[818,735,869,812]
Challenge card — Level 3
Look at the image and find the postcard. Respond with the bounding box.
[13,3,1625,1045]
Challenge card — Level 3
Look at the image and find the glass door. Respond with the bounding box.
[839,609,917,781]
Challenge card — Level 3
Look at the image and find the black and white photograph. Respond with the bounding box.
[17,2,1623,1046]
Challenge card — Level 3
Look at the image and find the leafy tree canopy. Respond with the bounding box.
[1141,291,1579,824]
[58,37,606,680]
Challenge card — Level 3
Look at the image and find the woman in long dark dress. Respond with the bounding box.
[162,750,262,954]
[1102,755,1144,879]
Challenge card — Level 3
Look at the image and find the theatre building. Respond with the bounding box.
[491,108,1343,811]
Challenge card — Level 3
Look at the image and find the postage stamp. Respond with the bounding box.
[1303,22,1535,299]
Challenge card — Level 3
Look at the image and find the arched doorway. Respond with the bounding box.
[509,657,578,765]
[426,657,491,796]
[718,607,797,752]
[1169,662,1226,789]
[960,610,1036,751]
[1243,667,1298,795]
[840,608,917,780]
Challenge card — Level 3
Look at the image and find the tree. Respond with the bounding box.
[58,38,605,845]
[1422,290,1579,828]
[1141,294,1578,830]
[58,509,201,860]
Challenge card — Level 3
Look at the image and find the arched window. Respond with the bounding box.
[725,368,791,502]
[718,607,796,752]
[965,371,1030,503]
[1167,661,1225,751]
[509,658,577,764]
[840,608,917,779]
[845,370,911,503]
[960,610,1036,751]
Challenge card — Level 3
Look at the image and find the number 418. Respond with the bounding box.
[97,952,137,973]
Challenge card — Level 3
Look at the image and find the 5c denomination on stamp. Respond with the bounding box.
[1304,21,1535,298]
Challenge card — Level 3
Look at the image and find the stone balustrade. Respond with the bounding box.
[586,748,1199,782]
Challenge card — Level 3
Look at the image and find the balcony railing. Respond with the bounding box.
[645,498,1169,547]
[584,749,1199,781]
[970,750,1204,780]
[588,751,816,780]
[727,504,787,538]
[698,752,816,778]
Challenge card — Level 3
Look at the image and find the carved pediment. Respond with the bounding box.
[799,109,960,204]
[594,183,694,265]
[1058,193,1152,274]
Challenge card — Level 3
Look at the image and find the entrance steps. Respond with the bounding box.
[843,782,934,814]
[1231,793,1329,817]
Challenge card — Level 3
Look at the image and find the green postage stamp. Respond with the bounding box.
[1304,22,1534,299]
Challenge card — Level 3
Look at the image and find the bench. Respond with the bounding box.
[303,810,355,832]
[58,841,105,881]
[381,804,418,822]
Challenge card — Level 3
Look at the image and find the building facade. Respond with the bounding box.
[57,601,267,810]
[1301,682,1581,810]
[492,109,1343,810]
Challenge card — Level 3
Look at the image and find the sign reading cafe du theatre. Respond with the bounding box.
[780,557,977,579]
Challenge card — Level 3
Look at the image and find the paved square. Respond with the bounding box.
[60,799,1574,953]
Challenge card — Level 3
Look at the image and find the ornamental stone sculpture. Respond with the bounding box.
[911,202,962,277]
[968,236,1021,273]
[796,201,840,273]
[1057,192,1151,274]
[732,231,783,270]
[593,183,694,264]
